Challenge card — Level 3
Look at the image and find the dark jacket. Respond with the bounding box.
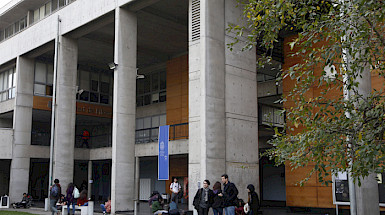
[223,182,238,207]
[193,188,214,210]
[50,183,61,200]
[247,184,260,213]
[212,189,224,209]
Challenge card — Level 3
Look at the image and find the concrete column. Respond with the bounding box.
[88,160,92,199]
[111,7,137,213]
[53,36,78,189]
[188,0,258,209]
[9,56,34,203]
[354,63,379,214]
[135,156,139,201]
[224,0,258,201]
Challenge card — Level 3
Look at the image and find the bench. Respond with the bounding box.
[61,204,88,215]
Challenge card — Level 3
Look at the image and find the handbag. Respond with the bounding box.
[243,203,250,214]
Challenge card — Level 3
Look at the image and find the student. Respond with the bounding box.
[246,184,260,215]
[50,179,62,215]
[77,190,89,206]
[193,179,214,215]
[218,174,238,215]
[170,177,181,206]
[100,196,111,215]
[66,183,77,215]
[212,181,224,215]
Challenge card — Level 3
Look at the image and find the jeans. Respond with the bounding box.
[68,202,76,215]
[213,208,223,215]
[198,207,209,215]
[101,204,106,212]
[224,206,235,215]
[50,199,58,215]
[171,192,179,205]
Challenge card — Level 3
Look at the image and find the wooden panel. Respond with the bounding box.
[317,186,334,208]
[286,186,317,207]
[286,164,317,187]
[33,96,112,118]
[167,55,189,132]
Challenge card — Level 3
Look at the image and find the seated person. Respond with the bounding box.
[77,190,89,206]
[56,194,67,211]
[100,196,111,214]
[12,193,30,208]
[168,195,180,215]
[149,191,167,215]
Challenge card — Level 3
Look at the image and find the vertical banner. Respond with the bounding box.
[158,125,169,180]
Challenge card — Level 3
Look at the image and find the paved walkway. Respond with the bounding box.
[0,202,339,215]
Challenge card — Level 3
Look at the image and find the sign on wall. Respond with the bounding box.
[158,125,169,180]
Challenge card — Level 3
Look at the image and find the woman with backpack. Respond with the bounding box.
[66,183,79,215]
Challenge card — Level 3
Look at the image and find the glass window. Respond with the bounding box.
[34,84,46,95]
[14,22,19,33]
[47,64,53,85]
[52,0,58,11]
[34,9,40,23]
[0,73,3,91]
[12,70,16,87]
[19,17,26,31]
[35,63,46,83]
[8,71,13,89]
[91,72,99,91]
[152,73,159,91]
[40,6,45,19]
[152,116,159,127]
[45,2,51,15]
[144,94,151,106]
[160,71,166,90]
[0,30,4,41]
[80,70,90,91]
[59,0,65,7]
[136,118,143,130]
[143,117,151,129]
[143,77,150,93]
[160,115,166,126]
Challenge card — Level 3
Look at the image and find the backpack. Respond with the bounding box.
[51,185,59,197]
[73,186,80,198]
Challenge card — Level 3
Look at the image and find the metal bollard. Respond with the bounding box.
[134,199,138,215]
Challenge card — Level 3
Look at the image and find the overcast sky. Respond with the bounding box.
[0,0,12,9]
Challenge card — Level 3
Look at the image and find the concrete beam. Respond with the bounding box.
[126,0,161,12]
[67,13,115,39]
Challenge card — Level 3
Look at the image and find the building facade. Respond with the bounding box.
[0,0,269,213]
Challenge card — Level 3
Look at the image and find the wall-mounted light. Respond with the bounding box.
[108,62,118,70]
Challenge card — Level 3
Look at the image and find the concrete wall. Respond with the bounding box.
[0,99,15,114]
[0,129,13,159]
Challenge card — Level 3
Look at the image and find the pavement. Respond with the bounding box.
[0,201,343,215]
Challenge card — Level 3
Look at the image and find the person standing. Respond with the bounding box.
[66,183,77,215]
[246,184,260,215]
[218,174,238,215]
[170,177,181,205]
[212,181,224,215]
[50,179,61,215]
[193,179,214,215]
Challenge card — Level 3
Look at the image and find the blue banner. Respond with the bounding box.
[158,125,169,180]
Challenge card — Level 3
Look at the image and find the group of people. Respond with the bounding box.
[49,179,92,215]
[193,174,260,215]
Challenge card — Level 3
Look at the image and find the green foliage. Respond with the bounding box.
[229,0,385,185]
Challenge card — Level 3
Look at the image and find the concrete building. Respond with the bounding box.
[0,0,284,213]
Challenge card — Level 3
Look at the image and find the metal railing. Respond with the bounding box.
[135,122,188,144]
[259,105,285,127]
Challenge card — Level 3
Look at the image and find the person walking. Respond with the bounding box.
[212,181,224,215]
[170,177,181,205]
[246,184,260,215]
[218,174,238,215]
[50,179,61,215]
[193,179,214,215]
[66,183,77,215]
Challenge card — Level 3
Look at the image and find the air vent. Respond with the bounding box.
[191,0,200,41]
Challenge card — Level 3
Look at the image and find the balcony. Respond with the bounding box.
[136,122,188,144]
[259,105,285,127]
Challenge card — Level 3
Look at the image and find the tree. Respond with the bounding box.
[228,0,385,186]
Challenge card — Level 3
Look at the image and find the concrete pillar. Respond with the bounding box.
[135,156,139,201]
[188,0,258,209]
[111,7,137,213]
[189,0,259,209]
[224,0,258,201]
[354,63,379,214]
[53,36,78,189]
[88,160,92,199]
[9,56,34,203]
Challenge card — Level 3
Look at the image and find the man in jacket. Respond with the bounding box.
[218,174,238,215]
[193,179,214,215]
